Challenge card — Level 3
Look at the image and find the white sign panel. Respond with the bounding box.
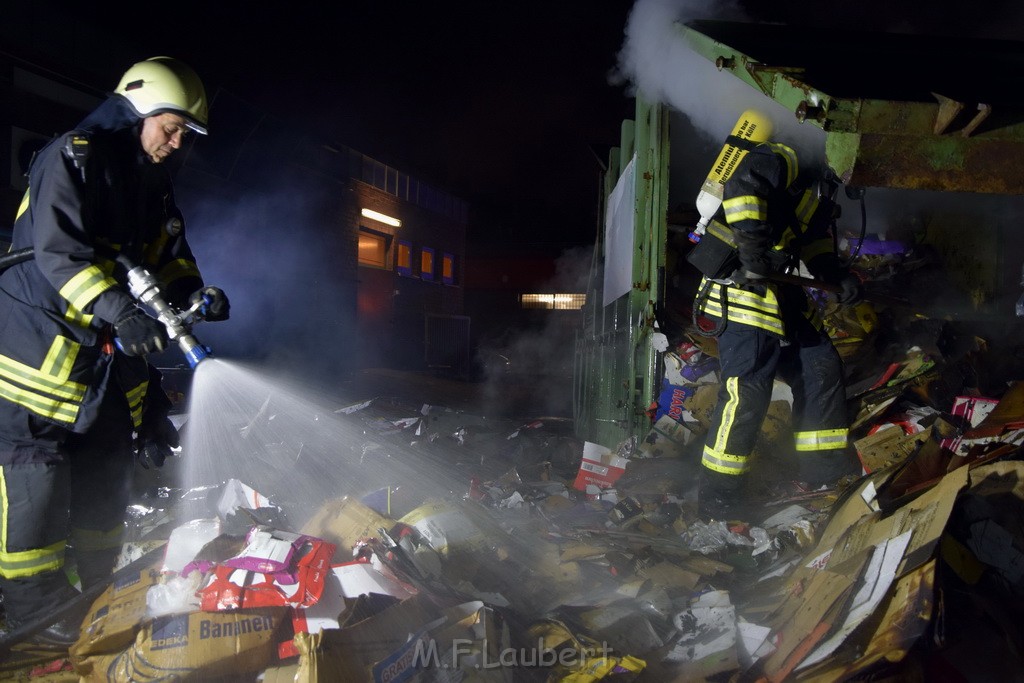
[603,154,636,305]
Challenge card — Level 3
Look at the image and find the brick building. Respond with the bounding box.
[0,55,468,384]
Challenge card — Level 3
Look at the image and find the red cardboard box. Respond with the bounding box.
[573,442,629,492]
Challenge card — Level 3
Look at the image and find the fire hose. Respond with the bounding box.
[758,270,911,308]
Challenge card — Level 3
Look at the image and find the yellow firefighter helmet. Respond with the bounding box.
[115,57,209,134]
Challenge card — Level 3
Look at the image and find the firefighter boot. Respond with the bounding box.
[697,469,744,521]
[0,570,82,647]
[74,547,121,591]
[798,447,861,490]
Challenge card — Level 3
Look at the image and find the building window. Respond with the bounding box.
[396,240,413,277]
[357,229,388,268]
[520,293,586,310]
[420,247,435,281]
[442,252,455,285]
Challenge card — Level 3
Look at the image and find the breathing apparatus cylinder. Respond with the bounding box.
[690,109,774,242]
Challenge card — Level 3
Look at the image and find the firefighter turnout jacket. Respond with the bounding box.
[695,142,848,337]
[0,96,204,461]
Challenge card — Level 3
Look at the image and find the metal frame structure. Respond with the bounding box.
[575,19,1024,450]
[575,99,670,449]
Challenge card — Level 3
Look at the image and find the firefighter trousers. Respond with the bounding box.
[700,318,854,492]
[0,461,80,626]
[64,386,136,591]
[0,401,134,626]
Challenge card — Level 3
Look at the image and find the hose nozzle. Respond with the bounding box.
[177,333,211,368]
[125,266,212,368]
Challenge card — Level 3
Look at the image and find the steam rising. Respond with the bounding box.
[611,0,827,169]
[172,180,358,394]
[473,246,593,419]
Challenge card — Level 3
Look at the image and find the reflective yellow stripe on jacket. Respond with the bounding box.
[722,195,766,223]
[15,190,30,221]
[768,143,798,186]
[126,380,149,429]
[0,337,86,424]
[58,265,117,312]
[699,279,785,336]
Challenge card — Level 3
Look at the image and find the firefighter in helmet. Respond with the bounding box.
[0,57,229,644]
[693,136,862,518]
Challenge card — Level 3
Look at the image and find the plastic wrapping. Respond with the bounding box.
[146,572,205,617]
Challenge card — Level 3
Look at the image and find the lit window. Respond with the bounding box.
[442,253,455,285]
[520,293,586,310]
[421,247,435,281]
[396,240,412,277]
[357,229,388,268]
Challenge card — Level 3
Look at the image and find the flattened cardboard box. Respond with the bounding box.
[301,496,397,553]
[75,606,289,682]
[854,424,929,473]
[71,557,163,659]
[636,415,696,458]
[294,593,439,682]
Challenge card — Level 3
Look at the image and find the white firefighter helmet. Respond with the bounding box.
[115,57,209,134]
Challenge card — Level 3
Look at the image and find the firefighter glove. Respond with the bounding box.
[137,414,180,469]
[114,308,168,356]
[190,286,230,322]
[837,275,864,305]
[727,267,766,286]
[733,230,778,277]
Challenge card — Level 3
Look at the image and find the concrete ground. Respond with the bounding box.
[335,367,575,420]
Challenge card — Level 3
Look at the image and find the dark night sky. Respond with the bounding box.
[4,1,636,247]
[5,0,1021,249]
[190,3,637,246]
[6,0,1023,382]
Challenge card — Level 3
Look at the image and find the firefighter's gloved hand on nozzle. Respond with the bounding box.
[136,413,180,469]
[114,308,168,356]
[837,275,864,305]
[190,286,230,322]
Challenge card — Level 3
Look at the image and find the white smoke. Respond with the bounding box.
[610,0,827,168]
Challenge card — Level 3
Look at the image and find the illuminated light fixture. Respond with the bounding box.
[520,293,586,310]
[361,208,401,227]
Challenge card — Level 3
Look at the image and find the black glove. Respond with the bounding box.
[190,286,230,322]
[733,230,776,278]
[837,275,864,305]
[726,267,766,286]
[114,308,168,356]
[137,414,180,469]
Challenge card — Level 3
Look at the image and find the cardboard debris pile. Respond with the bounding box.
[47,454,1024,682]
[8,294,1024,681]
